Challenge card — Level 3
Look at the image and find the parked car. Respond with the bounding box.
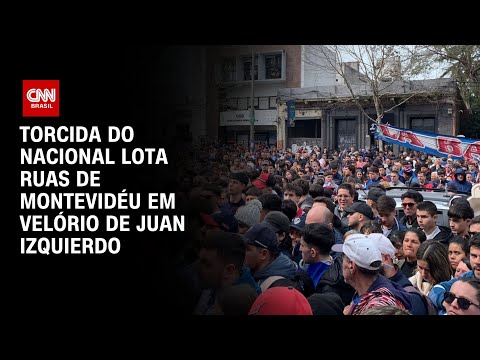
[357,187,469,227]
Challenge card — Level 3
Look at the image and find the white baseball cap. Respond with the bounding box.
[332,234,382,270]
[366,233,396,258]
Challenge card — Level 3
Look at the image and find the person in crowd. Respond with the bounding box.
[345,202,374,232]
[455,257,472,277]
[376,195,406,238]
[300,223,335,287]
[389,171,405,188]
[448,201,475,239]
[248,286,313,315]
[332,234,411,315]
[448,236,470,274]
[234,199,262,235]
[416,201,452,244]
[400,228,427,278]
[258,193,282,222]
[293,178,313,213]
[447,168,473,193]
[399,190,424,229]
[443,277,480,315]
[429,234,480,313]
[366,186,386,221]
[334,183,355,228]
[263,211,293,258]
[243,223,297,293]
[409,241,452,296]
[193,231,258,315]
[245,186,263,203]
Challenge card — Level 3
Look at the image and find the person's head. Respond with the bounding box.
[401,190,424,219]
[417,172,427,184]
[389,230,405,261]
[360,306,411,315]
[469,215,480,236]
[228,172,249,196]
[258,193,282,222]
[455,257,472,277]
[366,187,386,209]
[376,195,397,229]
[234,199,262,235]
[444,278,480,315]
[356,170,364,180]
[332,234,382,288]
[245,186,263,203]
[336,183,354,210]
[470,234,480,279]
[198,232,246,290]
[248,286,313,315]
[289,213,306,247]
[448,235,470,271]
[305,205,334,229]
[415,241,452,285]
[403,228,427,261]
[416,201,438,233]
[308,183,324,199]
[368,166,380,181]
[345,202,374,232]
[300,223,335,264]
[359,220,382,235]
[448,202,474,236]
[367,232,397,268]
[243,223,279,274]
[307,293,344,315]
[281,199,298,222]
[283,183,302,205]
[390,171,400,184]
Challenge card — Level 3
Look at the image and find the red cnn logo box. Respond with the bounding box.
[23,80,60,117]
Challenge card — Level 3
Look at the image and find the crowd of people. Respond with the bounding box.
[173,142,480,315]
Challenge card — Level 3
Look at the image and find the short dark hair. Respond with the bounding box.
[401,190,424,204]
[337,183,355,198]
[246,186,263,197]
[376,195,397,214]
[313,196,336,214]
[405,228,427,243]
[470,233,480,251]
[258,193,282,212]
[448,202,474,220]
[284,183,302,197]
[302,223,335,256]
[417,201,438,217]
[309,183,324,199]
[292,178,310,196]
[360,220,382,235]
[471,215,480,226]
[281,199,297,222]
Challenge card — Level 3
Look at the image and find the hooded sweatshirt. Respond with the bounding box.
[447,168,472,193]
[253,252,297,289]
[388,268,430,315]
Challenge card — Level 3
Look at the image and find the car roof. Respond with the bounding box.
[356,188,468,211]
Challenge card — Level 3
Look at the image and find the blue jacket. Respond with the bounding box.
[447,169,472,193]
[429,270,476,314]
[307,261,331,288]
[389,268,429,315]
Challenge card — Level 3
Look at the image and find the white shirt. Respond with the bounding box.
[425,226,441,240]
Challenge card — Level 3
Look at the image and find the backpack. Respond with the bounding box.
[404,285,438,315]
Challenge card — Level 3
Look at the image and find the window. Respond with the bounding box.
[410,117,435,133]
[265,54,282,79]
[243,56,258,80]
[222,58,236,82]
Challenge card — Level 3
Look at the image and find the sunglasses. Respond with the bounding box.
[402,203,416,208]
[444,291,480,310]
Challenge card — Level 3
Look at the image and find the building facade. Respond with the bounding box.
[206,45,336,147]
[277,78,468,152]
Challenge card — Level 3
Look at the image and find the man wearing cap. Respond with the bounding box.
[366,186,386,222]
[345,202,374,232]
[262,211,292,258]
[289,213,306,264]
[252,173,277,195]
[332,234,411,315]
[244,223,298,293]
[368,233,432,315]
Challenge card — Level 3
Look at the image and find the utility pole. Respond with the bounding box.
[249,48,255,153]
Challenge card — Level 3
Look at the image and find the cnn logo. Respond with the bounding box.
[23,80,60,117]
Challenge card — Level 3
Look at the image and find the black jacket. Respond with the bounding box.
[432,226,453,246]
[315,255,355,306]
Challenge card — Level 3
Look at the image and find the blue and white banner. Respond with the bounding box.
[374,124,480,161]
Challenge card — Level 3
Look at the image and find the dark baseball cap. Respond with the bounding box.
[263,211,291,234]
[244,223,279,254]
[344,202,374,220]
